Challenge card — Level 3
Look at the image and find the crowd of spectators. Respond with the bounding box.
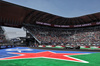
[26,25,100,46]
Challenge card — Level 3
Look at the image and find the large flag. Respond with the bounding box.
[0,47,100,66]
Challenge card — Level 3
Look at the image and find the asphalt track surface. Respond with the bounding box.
[30,47,100,52]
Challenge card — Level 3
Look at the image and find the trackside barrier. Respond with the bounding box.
[80,46,100,49]
[38,45,45,47]
[46,45,55,47]
[90,46,100,49]
[56,46,62,47]
[80,46,90,48]
[80,46,86,48]
[98,46,100,48]
[85,46,90,48]
[0,45,16,49]
[38,45,65,48]
[38,45,100,49]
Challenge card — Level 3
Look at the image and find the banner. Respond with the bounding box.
[36,21,100,28]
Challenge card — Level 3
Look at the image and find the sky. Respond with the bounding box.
[2,0,100,39]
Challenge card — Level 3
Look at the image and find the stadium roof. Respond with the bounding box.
[0,0,100,28]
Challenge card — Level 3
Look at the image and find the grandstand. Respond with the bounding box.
[25,25,100,46]
[0,0,100,49]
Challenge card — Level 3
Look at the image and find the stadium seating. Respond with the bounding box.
[25,25,100,46]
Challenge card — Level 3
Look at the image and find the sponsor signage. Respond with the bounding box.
[96,22,100,25]
[1,46,6,48]
[7,45,11,48]
[74,25,82,27]
[60,25,70,27]
[81,23,91,27]
[36,22,44,25]
[43,23,51,26]
[0,45,15,49]
[54,25,60,27]
[36,21,100,28]
[36,21,51,26]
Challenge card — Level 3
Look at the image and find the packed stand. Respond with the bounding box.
[25,25,100,46]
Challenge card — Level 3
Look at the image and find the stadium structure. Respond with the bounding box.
[0,26,8,44]
[0,0,100,49]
